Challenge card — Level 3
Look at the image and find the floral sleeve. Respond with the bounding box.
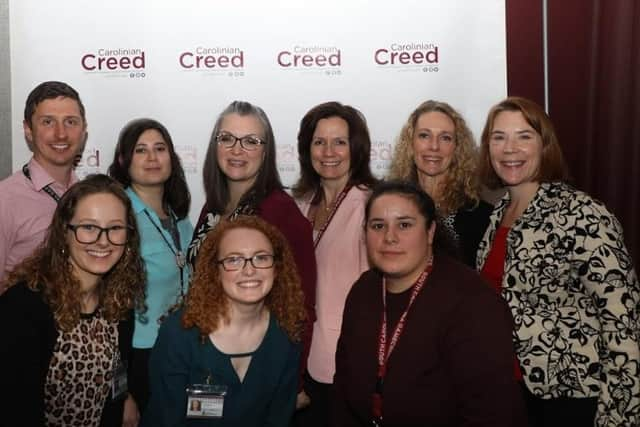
[572,197,640,427]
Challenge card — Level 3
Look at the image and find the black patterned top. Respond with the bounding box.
[476,181,640,427]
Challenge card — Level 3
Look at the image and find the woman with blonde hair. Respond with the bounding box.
[145,216,306,426]
[0,174,145,427]
[389,100,492,266]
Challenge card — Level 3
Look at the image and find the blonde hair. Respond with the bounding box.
[388,100,481,214]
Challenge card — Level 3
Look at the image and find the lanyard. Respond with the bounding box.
[22,164,61,203]
[371,258,433,425]
[143,209,186,297]
[311,185,352,248]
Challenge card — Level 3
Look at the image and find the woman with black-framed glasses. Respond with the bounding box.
[145,216,306,427]
[0,174,145,427]
[187,101,316,406]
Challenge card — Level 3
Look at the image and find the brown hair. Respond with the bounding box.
[388,100,481,214]
[182,216,306,342]
[4,174,145,332]
[292,101,378,199]
[478,96,570,189]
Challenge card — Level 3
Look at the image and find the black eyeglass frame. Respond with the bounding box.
[66,224,133,246]
[216,254,276,271]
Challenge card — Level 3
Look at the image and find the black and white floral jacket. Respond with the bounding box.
[477,182,640,427]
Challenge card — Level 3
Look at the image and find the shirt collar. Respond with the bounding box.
[27,158,78,191]
[125,187,148,214]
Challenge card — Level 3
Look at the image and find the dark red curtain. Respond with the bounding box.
[507,0,640,264]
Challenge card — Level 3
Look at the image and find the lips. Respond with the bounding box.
[500,160,525,167]
[320,161,341,167]
[236,280,262,289]
[228,159,247,167]
[86,249,112,258]
[51,144,71,152]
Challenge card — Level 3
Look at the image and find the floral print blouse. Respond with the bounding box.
[477,181,640,427]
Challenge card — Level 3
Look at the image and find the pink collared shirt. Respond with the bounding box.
[0,158,78,284]
[296,186,371,384]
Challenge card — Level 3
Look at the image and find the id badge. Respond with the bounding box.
[186,384,228,419]
[111,360,128,400]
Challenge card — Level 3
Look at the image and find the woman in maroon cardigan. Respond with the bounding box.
[331,181,525,427]
[186,101,316,408]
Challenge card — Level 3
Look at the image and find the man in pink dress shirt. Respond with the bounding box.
[0,81,87,288]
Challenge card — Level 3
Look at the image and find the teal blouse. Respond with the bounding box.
[144,311,300,427]
[126,187,194,349]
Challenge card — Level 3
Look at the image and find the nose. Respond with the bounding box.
[241,259,256,275]
[427,137,440,151]
[502,135,517,153]
[322,142,336,156]
[383,226,398,244]
[55,121,67,139]
[96,229,110,246]
[230,139,244,155]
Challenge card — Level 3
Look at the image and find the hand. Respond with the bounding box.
[296,390,311,410]
[122,394,140,427]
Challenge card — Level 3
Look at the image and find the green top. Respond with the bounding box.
[144,310,300,427]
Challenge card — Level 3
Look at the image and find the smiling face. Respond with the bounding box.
[128,128,172,188]
[412,111,456,179]
[216,113,265,189]
[366,193,435,291]
[488,110,543,188]
[24,97,86,174]
[310,116,351,186]
[218,227,275,307]
[66,192,127,291]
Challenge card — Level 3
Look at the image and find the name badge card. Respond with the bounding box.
[186,384,228,419]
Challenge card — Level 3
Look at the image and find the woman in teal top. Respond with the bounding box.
[108,118,194,421]
[144,216,306,427]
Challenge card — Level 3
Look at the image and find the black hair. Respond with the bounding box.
[108,118,191,219]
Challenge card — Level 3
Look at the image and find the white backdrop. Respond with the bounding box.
[10,0,507,223]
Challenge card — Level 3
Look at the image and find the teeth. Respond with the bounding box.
[321,161,340,166]
[238,281,260,288]
[87,250,110,258]
[52,144,70,150]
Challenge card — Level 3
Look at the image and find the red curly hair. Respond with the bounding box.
[182,216,306,342]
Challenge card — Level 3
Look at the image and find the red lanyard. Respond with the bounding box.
[312,185,352,248]
[371,259,433,424]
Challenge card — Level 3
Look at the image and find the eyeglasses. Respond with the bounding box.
[67,224,131,246]
[217,254,275,271]
[216,131,265,151]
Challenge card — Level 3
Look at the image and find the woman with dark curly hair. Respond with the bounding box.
[145,216,306,427]
[0,174,145,427]
[476,97,640,426]
[389,100,493,266]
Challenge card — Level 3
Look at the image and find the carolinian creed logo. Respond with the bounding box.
[277,46,341,68]
[179,47,245,69]
[374,43,439,72]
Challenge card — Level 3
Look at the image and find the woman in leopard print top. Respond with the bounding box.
[0,175,145,427]
[476,97,639,427]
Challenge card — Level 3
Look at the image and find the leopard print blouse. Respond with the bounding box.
[477,182,640,427]
[44,309,120,427]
